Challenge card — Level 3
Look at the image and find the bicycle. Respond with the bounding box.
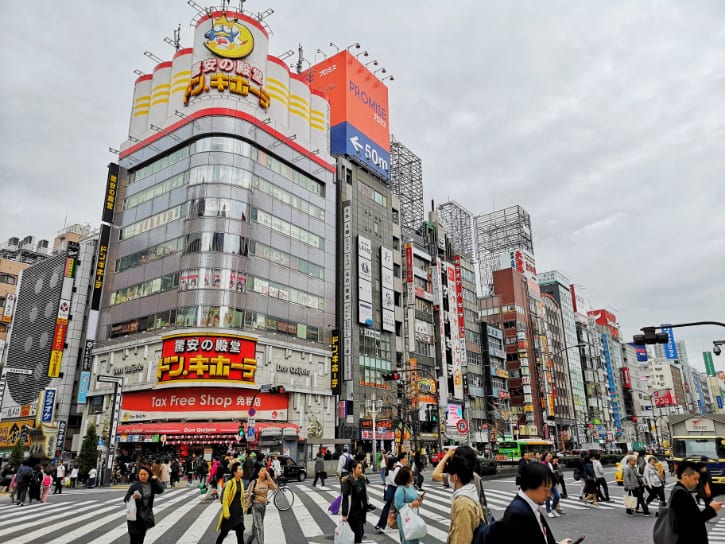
[268,476,294,511]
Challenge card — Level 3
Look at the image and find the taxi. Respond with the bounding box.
[614,455,630,485]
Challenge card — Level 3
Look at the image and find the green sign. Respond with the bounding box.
[704,352,715,376]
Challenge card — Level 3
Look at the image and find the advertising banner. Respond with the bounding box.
[38,388,56,425]
[91,223,111,311]
[330,330,341,396]
[621,367,631,389]
[653,389,674,407]
[119,388,288,422]
[634,345,648,362]
[102,163,119,224]
[705,352,715,376]
[661,324,679,360]
[2,293,16,323]
[0,419,34,448]
[157,333,257,384]
[77,371,91,404]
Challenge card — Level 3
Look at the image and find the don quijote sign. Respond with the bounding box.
[275,364,311,376]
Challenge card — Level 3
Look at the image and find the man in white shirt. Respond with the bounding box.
[592,453,610,502]
[54,463,66,495]
[336,446,353,478]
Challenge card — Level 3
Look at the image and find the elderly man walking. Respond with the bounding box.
[623,455,650,515]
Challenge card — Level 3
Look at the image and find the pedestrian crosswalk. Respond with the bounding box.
[1,480,724,543]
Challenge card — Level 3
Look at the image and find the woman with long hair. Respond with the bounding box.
[245,465,276,544]
[216,462,246,543]
[394,466,425,544]
[341,461,372,543]
[124,464,164,544]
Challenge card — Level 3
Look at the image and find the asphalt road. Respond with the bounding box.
[1,465,723,543]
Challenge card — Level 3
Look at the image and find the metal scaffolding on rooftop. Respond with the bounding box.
[389,135,424,233]
[437,200,475,259]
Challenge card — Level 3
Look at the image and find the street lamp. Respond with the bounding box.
[365,394,383,471]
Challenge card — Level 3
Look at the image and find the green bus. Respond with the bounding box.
[497,438,555,463]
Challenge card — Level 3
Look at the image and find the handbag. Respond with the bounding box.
[320,471,328,479]
[399,504,427,540]
[125,498,137,521]
[328,494,342,515]
[387,503,398,529]
[243,512,254,543]
[623,490,638,510]
[334,520,355,544]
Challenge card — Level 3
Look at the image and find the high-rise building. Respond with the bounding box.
[87,8,339,460]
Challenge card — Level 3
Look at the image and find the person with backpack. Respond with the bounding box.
[494,462,577,544]
[660,460,722,544]
[216,462,246,544]
[337,446,353,479]
[374,452,406,533]
[15,461,33,506]
[28,464,42,504]
[444,449,484,544]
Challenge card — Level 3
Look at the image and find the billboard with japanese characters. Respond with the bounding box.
[157,333,257,385]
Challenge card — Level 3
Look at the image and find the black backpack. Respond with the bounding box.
[344,454,355,473]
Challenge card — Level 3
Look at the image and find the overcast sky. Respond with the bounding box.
[1,1,723,371]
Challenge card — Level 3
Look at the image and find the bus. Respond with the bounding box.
[497,438,555,463]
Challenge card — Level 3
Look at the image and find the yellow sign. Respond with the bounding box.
[0,419,33,448]
[203,15,254,59]
[48,351,63,377]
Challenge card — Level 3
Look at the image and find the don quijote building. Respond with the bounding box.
[84,8,338,465]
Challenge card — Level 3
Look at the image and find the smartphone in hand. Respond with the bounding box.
[573,536,586,544]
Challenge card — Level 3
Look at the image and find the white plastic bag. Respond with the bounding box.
[126,498,137,521]
[400,504,427,540]
[333,520,355,544]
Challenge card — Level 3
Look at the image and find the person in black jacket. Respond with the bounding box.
[493,462,576,544]
[341,461,372,543]
[124,464,164,544]
[669,461,722,544]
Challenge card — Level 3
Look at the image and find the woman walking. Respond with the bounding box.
[41,469,52,503]
[216,462,246,543]
[124,464,164,544]
[245,466,276,544]
[580,455,599,506]
[394,466,425,544]
[643,456,665,512]
[542,452,562,517]
[342,461,372,543]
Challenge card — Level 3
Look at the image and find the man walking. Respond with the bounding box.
[53,462,66,494]
[312,451,326,488]
[668,460,722,543]
[592,453,610,502]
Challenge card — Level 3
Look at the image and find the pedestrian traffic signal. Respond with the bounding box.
[238,424,244,436]
[269,385,286,394]
[632,327,669,345]
[382,372,401,381]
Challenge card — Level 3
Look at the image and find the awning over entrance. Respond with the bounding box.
[117,422,239,436]
[116,421,301,443]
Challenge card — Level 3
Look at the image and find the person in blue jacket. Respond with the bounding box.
[394,466,425,544]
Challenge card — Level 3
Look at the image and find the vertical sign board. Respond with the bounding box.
[102,163,119,224]
[357,236,373,325]
[380,246,395,332]
[91,224,112,311]
[77,371,91,404]
[342,204,352,381]
[661,324,679,360]
[39,388,56,425]
[2,293,15,323]
[705,352,715,377]
[55,420,67,455]
[405,243,414,307]
[330,330,341,396]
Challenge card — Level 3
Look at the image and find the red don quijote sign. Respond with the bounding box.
[157,333,257,384]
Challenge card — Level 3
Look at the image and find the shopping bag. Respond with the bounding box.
[243,512,254,543]
[400,504,427,540]
[125,498,137,521]
[623,491,637,510]
[328,494,342,515]
[333,520,355,544]
[387,503,398,529]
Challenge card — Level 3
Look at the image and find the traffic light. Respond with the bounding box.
[238,424,244,437]
[396,382,405,399]
[382,372,401,381]
[269,385,286,394]
[430,409,438,423]
[632,327,669,345]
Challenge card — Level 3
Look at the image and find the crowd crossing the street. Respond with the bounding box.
[2,471,725,544]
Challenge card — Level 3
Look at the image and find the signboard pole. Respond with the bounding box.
[97,375,123,486]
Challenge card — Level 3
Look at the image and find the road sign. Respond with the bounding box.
[247,427,255,438]
[457,419,469,434]
[248,407,256,417]
[248,418,255,426]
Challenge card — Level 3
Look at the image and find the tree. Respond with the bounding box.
[9,439,27,467]
[76,423,100,479]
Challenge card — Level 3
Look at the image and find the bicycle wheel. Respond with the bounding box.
[274,486,294,511]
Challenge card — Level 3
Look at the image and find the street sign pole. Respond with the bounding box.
[97,375,123,486]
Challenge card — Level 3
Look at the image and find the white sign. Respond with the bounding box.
[684,417,715,432]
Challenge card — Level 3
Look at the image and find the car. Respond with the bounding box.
[430,446,457,467]
[276,455,307,482]
[615,454,633,485]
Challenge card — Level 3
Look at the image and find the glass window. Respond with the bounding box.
[130,146,190,184]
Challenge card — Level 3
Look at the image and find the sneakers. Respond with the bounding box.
[364,504,376,512]
[374,526,384,534]
[552,511,561,517]
[547,512,555,518]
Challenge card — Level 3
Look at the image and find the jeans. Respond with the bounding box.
[376,485,394,529]
[545,484,560,512]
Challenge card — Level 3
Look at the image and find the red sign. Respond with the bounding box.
[405,244,413,284]
[453,256,465,336]
[621,367,631,389]
[52,323,67,351]
[653,389,674,407]
[588,309,619,340]
[457,419,469,433]
[157,334,257,384]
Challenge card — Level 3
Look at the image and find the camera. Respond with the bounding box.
[714,344,722,356]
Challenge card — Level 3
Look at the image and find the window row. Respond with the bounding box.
[251,208,323,249]
[115,237,184,273]
[357,181,387,207]
[176,305,245,328]
[179,268,247,292]
[110,273,179,305]
[245,310,323,342]
[184,233,249,256]
[188,197,248,220]
[249,276,324,310]
[120,204,186,240]
[125,171,186,210]
[130,146,190,184]
[253,175,324,221]
[358,331,392,359]
[189,164,253,188]
[109,309,176,338]
[249,241,324,280]
[0,273,17,285]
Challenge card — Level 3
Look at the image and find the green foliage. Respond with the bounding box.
[9,440,27,467]
[76,423,100,479]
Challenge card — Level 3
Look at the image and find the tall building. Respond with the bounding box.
[475,205,534,296]
[88,8,339,462]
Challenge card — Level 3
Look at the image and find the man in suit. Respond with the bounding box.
[669,460,721,543]
[495,462,576,544]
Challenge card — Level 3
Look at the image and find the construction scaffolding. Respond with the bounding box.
[437,200,475,259]
[389,135,424,233]
[475,205,534,295]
